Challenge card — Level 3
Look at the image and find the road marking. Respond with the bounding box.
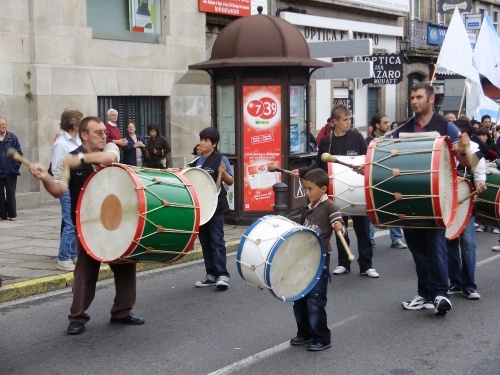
[207,315,360,375]
[477,254,500,266]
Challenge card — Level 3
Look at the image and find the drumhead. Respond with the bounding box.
[445,178,473,240]
[77,164,145,262]
[182,168,217,225]
[435,136,457,227]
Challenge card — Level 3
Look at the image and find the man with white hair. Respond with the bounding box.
[104,108,128,153]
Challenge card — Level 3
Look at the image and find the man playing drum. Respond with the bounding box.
[30,116,145,334]
[395,83,472,315]
[292,105,379,279]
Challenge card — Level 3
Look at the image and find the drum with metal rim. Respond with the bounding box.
[236,215,326,302]
[327,155,366,216]
[364,135,457,228]
[77,164,200,263]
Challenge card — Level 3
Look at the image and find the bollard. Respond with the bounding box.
[273,182,288,216]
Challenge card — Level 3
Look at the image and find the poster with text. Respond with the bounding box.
[198,0,251,17]
[243,85,282,212]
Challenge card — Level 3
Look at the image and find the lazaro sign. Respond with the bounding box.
[360,53,404,85]
[198,0,250,17]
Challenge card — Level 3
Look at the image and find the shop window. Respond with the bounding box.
[87,0,162,43]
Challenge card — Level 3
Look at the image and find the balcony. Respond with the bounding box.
[403,20,441,62]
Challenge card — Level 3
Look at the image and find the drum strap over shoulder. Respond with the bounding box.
[400,113,448,136]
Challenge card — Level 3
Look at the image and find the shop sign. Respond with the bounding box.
[360,53,404,85]
[198,0,250,17]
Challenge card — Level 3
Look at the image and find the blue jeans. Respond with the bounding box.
[369,223,403,244]
[447,216,477,292]
[198,213,229,282]
[403,228,449,300]
[58,191,76,261]
[293,253,330,345]
[336,216,373,272]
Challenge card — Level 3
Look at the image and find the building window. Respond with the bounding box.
[97,96,167,140]
[217,85,236,155]
[411,0,420,21]
[494,11,499,34]
[87,0,162,43]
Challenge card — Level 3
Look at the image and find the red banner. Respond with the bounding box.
[198,0,251,17]
[242,85,282,212]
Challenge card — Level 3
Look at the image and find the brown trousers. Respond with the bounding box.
[68,241,137,324]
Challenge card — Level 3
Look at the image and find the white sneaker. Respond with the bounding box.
[434,296,452,315]
[332,266,350,275]
[492,228,500,234]
[361,268,379,278]
[216,280,229,290]
[402,295,434,310]
[492,242,500,252]
[57,260,75,271]
[463,290,480,300]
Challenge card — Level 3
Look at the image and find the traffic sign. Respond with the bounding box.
[310,61,373,80]
[308,39,373,59]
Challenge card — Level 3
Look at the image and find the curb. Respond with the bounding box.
[0,240,240,304]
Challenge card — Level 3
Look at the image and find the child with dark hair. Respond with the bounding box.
[290,168,345,352]
[190,127,234,289]
[145,123,171,168]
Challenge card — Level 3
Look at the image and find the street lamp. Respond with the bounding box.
[399,37,411,53]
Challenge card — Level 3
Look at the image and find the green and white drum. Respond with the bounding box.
[475,165,500,228]
[364,135,457,228]
[76,164,200,263]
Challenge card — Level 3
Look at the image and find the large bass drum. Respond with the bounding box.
[77,164,200,263]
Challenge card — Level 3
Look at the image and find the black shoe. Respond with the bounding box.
[110,313,145,325]
[306,342,331,352]
[67,321,85,335]
[290,336,312,346]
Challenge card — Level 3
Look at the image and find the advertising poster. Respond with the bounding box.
[242,85,282,212]
[130,0,154,33]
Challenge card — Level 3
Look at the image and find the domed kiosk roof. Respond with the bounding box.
[189,12,331,70]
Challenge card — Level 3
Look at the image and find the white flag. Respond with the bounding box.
[437,7,480,83]
[473,12,500,89]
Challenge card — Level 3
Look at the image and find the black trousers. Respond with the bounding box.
[0,176,17,219]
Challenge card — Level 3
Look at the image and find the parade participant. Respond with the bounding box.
[395,83,471,315]
[366,114,407,249]
[0,116,22,221]
[447,117,486,300]
[291,105,379,279]
[290,168,345,352]
[190,127,233,289]
[51,108,83,271]
[30,116,145,334]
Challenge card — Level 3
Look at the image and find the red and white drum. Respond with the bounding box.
[327,155,366,216]
[445,177,474,240]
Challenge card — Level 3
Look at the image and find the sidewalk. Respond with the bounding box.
[0,203,248,303]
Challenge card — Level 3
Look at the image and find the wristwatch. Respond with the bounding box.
[77,152,85,165]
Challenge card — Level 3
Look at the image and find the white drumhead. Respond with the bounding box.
[437,138,455,226]
[446,178,473,240]
[78,165,142,262]
[182,168,217,225]
[328,155,366,216]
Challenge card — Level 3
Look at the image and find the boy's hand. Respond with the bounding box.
[332,220,345,234]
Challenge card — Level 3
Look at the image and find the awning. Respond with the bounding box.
[439,96,462,111]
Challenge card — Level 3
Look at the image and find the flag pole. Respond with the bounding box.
[458,79,468,117]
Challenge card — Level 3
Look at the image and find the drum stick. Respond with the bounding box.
[215,171,223,191]
[458,190,478,205]
[320,153,358,169]
[6,148,32,167]
[336,230,355,261]
[267,164,293,174]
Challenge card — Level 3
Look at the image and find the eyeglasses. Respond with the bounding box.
[87,130,109,137]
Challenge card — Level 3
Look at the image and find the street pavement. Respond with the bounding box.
[0,203,248,303]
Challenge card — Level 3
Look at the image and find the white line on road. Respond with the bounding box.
[476,254,500,266]
[207,315,360,375]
